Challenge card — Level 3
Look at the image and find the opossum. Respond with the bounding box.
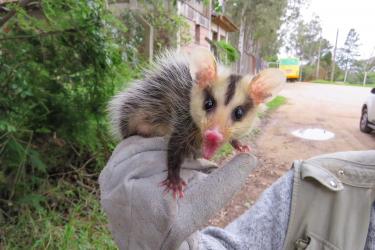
[109,48,285,198]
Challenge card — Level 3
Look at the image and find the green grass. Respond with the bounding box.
[213,143,233,161]
[1,180,117,250]
[266,96,287,110]
[311,79,375,88]
[311,79,332,83]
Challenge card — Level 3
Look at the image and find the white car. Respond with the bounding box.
[360,88,375,133]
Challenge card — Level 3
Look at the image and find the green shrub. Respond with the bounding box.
[0,0,140,216]
[213,40,239,65]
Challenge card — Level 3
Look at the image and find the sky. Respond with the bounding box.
[283,0,375,59]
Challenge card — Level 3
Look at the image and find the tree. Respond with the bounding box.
[318,51,332,79]
[363,57,375,85]
[225,0,305,73]
[288,16,334,80]
[289,16,330,64]
[338,28,360,82]
[350,57,375,84]
[122,0,190,53]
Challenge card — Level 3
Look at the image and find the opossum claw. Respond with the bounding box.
[160,177,187,199]
[231,139,251,153]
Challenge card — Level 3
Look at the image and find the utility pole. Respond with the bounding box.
[315,35,322,79]
[330,29,339,82]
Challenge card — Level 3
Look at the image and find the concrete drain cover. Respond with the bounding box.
[291,128,335,141]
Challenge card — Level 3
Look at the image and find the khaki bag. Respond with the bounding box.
[283,151,375,250]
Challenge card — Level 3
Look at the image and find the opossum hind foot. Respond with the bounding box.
[160,176,187,199]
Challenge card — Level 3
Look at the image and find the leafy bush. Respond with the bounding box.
[365,72,375,84]
[0,0,139,217]
[213,40,239,65]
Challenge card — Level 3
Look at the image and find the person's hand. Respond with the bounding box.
[99,136,257,250]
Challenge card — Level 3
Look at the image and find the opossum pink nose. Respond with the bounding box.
[204,128,224,144]
[202,128,224,160]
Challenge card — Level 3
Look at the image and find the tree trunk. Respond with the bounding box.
[237,18,245,73]
[237,4,247,74]
[344,69,348,83]
[363,71,368,86]
[315,37,322,79]
[344,60,349,83]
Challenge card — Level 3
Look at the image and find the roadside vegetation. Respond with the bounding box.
[286,16,375,85]
[3,181,117,249]
[266,96,287,110]
[310,79,375,88]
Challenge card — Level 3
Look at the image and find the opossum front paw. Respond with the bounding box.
[235,144,251,152]
[160,176,187,199]
[231,139,251,153]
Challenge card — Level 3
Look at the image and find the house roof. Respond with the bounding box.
[211,14,238,32]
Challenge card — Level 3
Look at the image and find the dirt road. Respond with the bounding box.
[210,83,375,227]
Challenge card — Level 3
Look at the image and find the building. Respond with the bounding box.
[107,0,238,62]
[211,13,238,43]
[177,0,238,50]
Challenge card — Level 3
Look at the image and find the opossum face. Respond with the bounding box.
[191,74,255,159]
[188,49,285,159]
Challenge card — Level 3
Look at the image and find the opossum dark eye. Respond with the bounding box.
[233,106,244,121]
[204,97,216,111]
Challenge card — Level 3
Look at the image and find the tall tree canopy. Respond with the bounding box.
[338,28,360,82]
[223,0,305,73]
[289,16,331,64]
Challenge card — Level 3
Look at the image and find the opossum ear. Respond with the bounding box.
[186,47,217,88]
[248,69,286,104]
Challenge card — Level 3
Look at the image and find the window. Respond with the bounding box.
[212,31,218,41]
[195,24,200,43]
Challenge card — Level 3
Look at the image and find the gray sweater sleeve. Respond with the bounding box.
[365,205,375,250]
[198,170,294,250]
[99,136,258,250]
